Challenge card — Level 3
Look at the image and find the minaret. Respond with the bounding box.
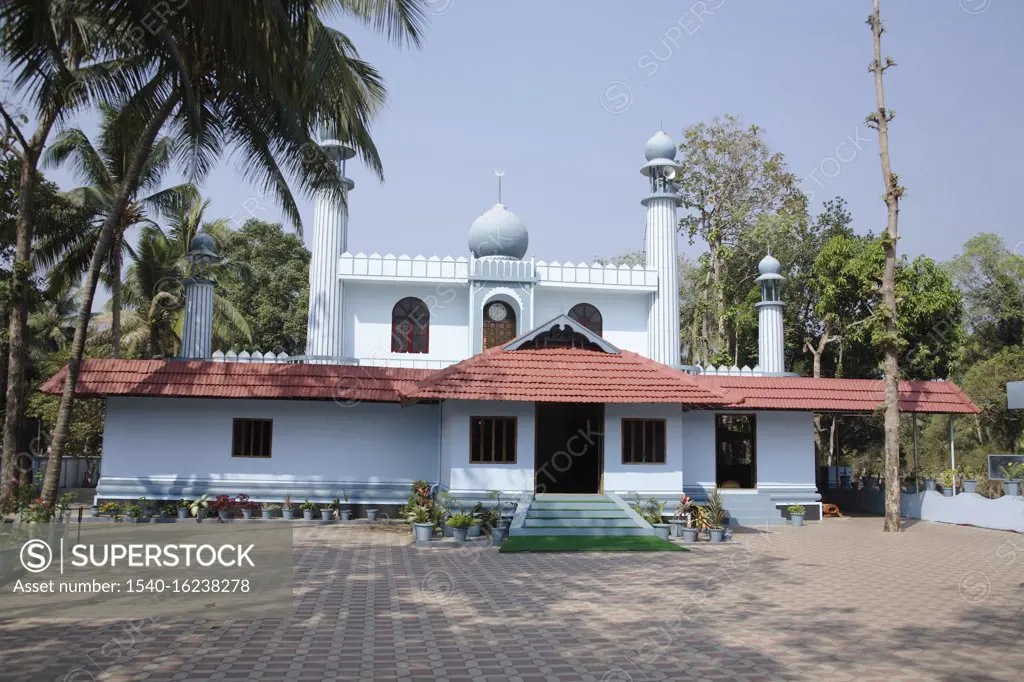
[641,131,681,366]
[305,127,355,361]
[755,252,786,373]
[180,234,220,360]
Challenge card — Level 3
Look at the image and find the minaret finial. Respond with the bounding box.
[495,169,504,205]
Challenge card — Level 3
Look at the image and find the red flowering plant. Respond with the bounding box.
[234,494,258,513]
[24,497,54,523]
[673,494,696,525]
[209,495,236,517]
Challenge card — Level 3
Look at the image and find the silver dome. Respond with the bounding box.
[468,203,529,260]
[757,253,782,276]
[644,130,677,161]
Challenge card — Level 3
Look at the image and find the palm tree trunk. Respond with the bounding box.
[111,234,122,358]
[0,112,56,508]
[41,96,177,504]
[869,0,903,533]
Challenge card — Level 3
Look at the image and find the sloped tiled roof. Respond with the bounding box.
[40,359,433,403]
[400,347,731,404]
[40,357,981,414]
[697,375,981,414]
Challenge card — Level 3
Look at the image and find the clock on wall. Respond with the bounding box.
[487,302,508,322]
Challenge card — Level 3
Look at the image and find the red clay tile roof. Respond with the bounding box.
[696,375,980,414]
[40,359,433,403]
[40,356,981,414]
[400,347,731,404]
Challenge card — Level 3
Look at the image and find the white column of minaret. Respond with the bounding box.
[305,186,348,360]
[759,304,784,373]
[644,196,681,366]
[181,279,215,359]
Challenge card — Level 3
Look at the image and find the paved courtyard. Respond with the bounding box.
[1,517,1021,681]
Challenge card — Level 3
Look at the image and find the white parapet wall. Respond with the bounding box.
[901,491,1024,532]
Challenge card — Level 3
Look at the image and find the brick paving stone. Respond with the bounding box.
[1,519,1022,681]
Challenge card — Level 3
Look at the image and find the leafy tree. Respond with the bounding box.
[946,233,1024,362]
[218,220,310,355]
[38,103,195,357]
[675,114,803,363]
[960,346,1024,454]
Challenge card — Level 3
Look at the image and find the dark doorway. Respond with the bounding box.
[534,403,603,494]
[716,414,757,489]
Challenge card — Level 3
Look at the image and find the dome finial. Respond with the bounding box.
[495,169,504,205]
[644,130,677,161]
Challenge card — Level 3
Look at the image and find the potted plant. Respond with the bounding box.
[236,494,255,520]
[670,494,694,538]
[629,493,670,540]
[125,504,145,523]
[176,499,191,519]
[281,496,295,520]
[210,494,235,521]
[404,504,435,542]
[436,492,456,536]
[99,501,122,521]
[938,469,957,497]
[336,491,352,521]
[261,502,280,519]
[137,497,154,519]
[787,504,806,527]
[321,504,334,523]
[447,512,474,542]
[160,503,178,520]
[300,499,317,521]
[959,464,980,494]
[922,466,938,492]
[189,494,211,520]
[1001,462,1024,497]
[88,504,100,518]
[702,490,727,543]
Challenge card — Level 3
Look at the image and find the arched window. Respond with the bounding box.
[568,303,603,336]
[391,297,429,353]
[483,300,517,349]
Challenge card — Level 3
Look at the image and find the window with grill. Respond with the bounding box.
[568,302,603,336]
[470,417,517,463]
[232,419,273,458]
[391,297,430,353]
[621,419,666,464]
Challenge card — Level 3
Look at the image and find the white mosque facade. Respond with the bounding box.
[43,131,979,527]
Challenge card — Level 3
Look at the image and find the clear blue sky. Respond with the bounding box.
[43,0,1023,268]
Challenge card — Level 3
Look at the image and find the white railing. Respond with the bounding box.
[471,257,535,282]
[535,260,658,289]
[212,350,290,363]
[338,252,470,281]
[700,364,765,376]
[355,356,459,370]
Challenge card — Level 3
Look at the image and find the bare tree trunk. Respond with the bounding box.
[0,112,56,507]
[804,326,836,464]
[42,97,177,504]
[111,234,122,358]
[868,0,903,532]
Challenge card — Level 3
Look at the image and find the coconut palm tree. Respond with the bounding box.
[91,202,251,358]
[0,0,151,507]
[32,0,427,503]
[38,104,196,358]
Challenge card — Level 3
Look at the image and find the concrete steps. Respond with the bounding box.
[512,493,653,537]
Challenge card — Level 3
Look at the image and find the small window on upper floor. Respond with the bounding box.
[392,297,430,353]
[568,303,603,336]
